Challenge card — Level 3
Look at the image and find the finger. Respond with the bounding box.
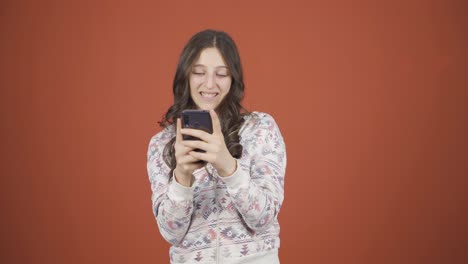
[180,128,211,142]
[189,151,212,163]
[177,154,201,164]
[182,140,213,152]
[176,118,182,143]
[175,142,195,156]
[210,109,222,135]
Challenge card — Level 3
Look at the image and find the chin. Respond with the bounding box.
[197,103,218,111]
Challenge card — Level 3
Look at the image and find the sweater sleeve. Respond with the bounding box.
[147,129,194,245]
[219,113,286,232]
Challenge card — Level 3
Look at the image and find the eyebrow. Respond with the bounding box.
[192,64,229,69]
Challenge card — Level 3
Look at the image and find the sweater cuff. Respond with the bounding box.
[219,159,250,192]
[167,171,194,202]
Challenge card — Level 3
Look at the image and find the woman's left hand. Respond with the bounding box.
[180,110,237,177]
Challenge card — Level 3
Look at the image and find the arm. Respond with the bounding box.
[219,113,287,231]
[147,130,194,245]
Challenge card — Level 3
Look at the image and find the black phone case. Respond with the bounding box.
[181,110,213,142]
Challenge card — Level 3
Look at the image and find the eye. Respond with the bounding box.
[192,72,205,76]
[216,71,229,77]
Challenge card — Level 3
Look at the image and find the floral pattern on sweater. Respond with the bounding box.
[147,112,286,263]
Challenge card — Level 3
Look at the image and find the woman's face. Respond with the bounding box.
[189,47,232,110]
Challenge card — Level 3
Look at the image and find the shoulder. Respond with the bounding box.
[147,125,175,155]
[242,111,279,129]
[239,111,286,158]
[240,111,282,137]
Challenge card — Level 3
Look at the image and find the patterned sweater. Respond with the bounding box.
[147,112,286,263]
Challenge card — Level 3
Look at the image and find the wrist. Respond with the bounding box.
[174,168,193,187]
[218,158,237,177]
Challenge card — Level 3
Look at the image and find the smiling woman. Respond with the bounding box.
[189,48,232,110]
[147,29,287,264]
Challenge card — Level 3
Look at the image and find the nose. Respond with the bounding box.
[205,72,216,89]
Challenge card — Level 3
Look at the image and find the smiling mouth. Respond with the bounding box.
[200,92,218,98]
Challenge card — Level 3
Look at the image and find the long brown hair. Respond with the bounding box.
[159,29,248,174]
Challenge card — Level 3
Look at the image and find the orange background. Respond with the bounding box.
[1,0,467,263]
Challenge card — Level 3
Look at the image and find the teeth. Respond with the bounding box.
[201,92,217,98]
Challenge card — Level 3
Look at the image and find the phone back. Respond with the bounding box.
[181,110,213,141]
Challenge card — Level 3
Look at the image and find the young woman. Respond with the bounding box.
[147,29,286,264]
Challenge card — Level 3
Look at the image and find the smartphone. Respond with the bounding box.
[181,110,213,152]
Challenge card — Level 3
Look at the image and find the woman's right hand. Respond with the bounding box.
[173,118,205,187]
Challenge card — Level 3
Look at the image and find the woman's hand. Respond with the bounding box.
[174,118,205,187]
[180,110,237,177]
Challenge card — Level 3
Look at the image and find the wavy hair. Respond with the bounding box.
[159,29,248,174]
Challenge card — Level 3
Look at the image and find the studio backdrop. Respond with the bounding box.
[1,0,467,263]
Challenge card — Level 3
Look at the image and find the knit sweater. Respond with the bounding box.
[147,112,286,263]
